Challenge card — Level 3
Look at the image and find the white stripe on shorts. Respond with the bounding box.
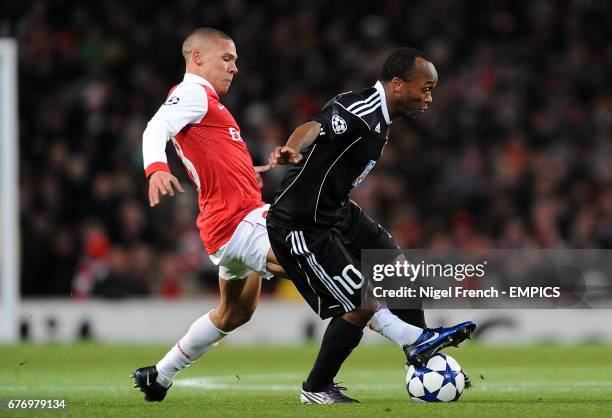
[291,231,355,312]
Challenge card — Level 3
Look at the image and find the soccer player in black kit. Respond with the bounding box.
[268,48,476,404]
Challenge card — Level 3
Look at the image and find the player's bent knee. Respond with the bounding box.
[342,309,374,327]
[214,304,255,331]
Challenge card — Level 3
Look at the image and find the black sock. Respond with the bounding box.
[389,309,427,329]
[302,316,364,392]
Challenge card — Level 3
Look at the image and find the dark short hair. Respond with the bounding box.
[379,47,432,82]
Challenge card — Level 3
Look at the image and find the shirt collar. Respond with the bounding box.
[374,81,391,124]
[184,73,216,93]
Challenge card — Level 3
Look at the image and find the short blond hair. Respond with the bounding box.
[181,28,232,62]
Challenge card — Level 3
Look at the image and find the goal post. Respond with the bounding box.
[0,38,19,343]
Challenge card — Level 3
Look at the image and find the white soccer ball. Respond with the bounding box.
[405,353,466,402]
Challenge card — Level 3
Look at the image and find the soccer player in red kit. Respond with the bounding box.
[132,28,283,401]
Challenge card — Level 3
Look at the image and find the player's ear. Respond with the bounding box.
[392,77,403,95]
[192,50,203,65]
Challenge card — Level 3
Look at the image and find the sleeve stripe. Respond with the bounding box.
[355,101,381,118]
[346,91,379,111]
[352,96,381,115]
[334,101,371,130]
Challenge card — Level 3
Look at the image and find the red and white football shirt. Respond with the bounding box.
[142,73,263,254]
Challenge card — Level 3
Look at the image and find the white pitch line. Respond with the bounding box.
[175,379,297,392]
[174,376,612,393]
[181,372,301,381]
[175,377,399,392]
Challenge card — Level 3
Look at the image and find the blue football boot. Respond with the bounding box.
[403,321,476,366]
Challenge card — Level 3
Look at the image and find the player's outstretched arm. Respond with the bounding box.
[148,171,186,207]
[269,121,321,166]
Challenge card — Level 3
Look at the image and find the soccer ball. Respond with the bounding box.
[405,353,466,402]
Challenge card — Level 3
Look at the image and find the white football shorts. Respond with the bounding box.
[209,204,274,281]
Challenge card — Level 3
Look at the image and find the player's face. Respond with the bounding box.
[393,58,438,118]
[200,38,238,95]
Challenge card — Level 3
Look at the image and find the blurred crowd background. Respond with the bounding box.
[2,0,611,298]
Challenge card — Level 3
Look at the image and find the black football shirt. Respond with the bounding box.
[270,81,392,228]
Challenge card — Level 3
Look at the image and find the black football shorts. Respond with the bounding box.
[268,202,400,319]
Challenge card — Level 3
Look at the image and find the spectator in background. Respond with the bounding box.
[72,224,111,299]
[93,247,150,298]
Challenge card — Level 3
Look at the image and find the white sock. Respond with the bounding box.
[155,312,228,387]
[368,308,424,347]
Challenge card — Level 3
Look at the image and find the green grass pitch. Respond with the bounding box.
[0,343,611,417]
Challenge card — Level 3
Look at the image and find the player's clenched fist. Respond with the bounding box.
[148,171,186,207]
[269,146,302,166]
